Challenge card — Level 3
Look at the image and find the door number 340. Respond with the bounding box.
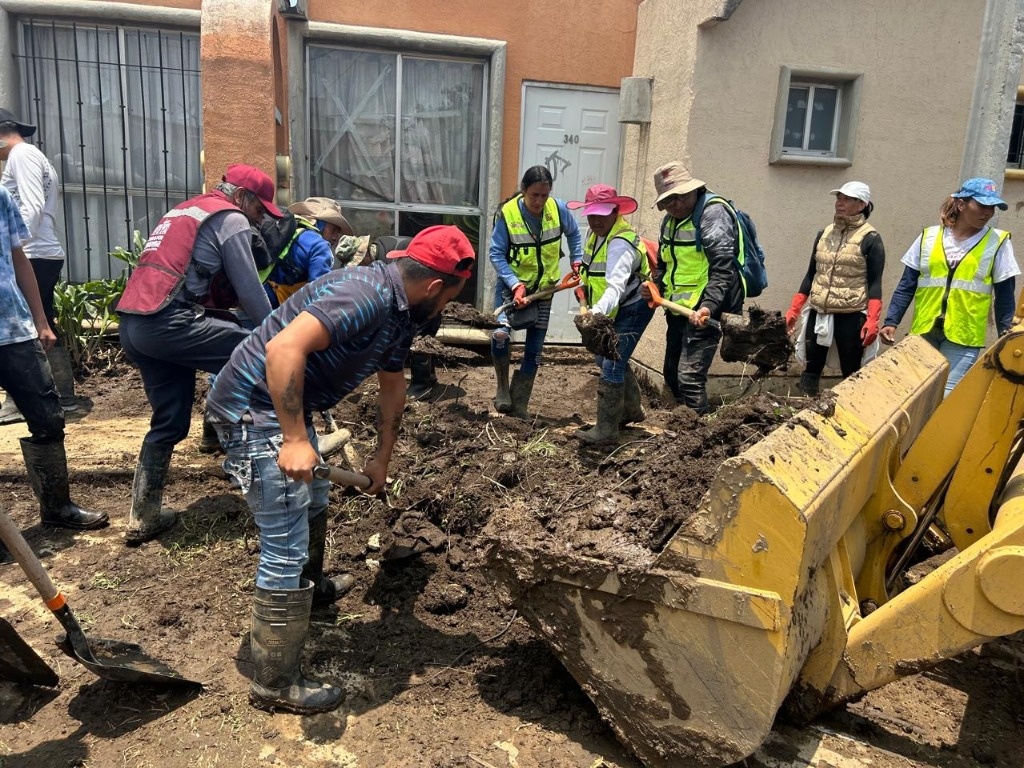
[563,134,579,145]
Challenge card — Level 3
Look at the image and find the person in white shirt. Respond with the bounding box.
[0,108,77,422]
[880,177,1020,396]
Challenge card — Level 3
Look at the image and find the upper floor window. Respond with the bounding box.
[17,21,202,281]
[784,83,840,156]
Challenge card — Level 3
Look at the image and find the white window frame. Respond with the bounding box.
[783,83,841,157]
[770,66,863,168]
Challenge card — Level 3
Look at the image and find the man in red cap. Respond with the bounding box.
[205,224,474,715]
[116,164,280,546]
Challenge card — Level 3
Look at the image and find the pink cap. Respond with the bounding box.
[567,183,638,217]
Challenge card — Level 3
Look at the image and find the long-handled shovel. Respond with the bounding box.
[643,281,723,330]
[313,464,372,490]
[493,272,581,316]
[0,509,201,687]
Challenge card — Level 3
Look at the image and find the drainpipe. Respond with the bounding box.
[959,0,1024,189]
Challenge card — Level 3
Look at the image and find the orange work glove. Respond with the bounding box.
[512,283,528,308]
[861,298,882,347]
[784,293,808,334]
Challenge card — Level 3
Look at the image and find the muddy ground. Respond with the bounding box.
[0,347,1021,768]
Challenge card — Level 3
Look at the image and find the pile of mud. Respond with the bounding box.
[335,370,804,571]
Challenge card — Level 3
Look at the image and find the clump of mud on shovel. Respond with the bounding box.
[574,312,619,360]
[442,301,501,329]
[720,305,791,370]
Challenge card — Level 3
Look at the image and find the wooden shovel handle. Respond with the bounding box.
[643,281,721,330]
[313,464,373,490]
[0,507,61,604]
[494,273,581,316]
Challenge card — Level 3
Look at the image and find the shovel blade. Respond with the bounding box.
[0,617,58,687]
[56,633,201,687]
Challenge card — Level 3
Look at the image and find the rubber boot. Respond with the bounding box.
[20,439,108,529]
[678,375,710,415]
[250,579,343,714]
[0,394,24,425]
[46,346,79,412]
[198,418,222,455]
[509,370,536,419]
[0,538,12,565]
[125,443,177,546]
[575,381,625,445]
[303,512,355,607]
[407,353,438,400]
[798,372,820,396]
[493,355,512,413]
[620,368,645,427]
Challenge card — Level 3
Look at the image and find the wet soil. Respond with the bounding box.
[573,313,619,360]
[720,304,792,371]
[0,351,1020,768]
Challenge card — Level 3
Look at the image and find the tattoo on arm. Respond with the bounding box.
[375,404,403,447]
[281,373,303,420]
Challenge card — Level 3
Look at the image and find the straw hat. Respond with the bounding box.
[288,197,353,232]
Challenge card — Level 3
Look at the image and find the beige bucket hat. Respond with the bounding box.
[288,196,353,233]
[652,161,706,207]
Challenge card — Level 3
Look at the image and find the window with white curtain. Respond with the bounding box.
[307,44,486,295]
[17,21,202,281]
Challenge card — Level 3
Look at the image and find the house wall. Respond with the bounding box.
[305,0,638,199]
[624,0,1020,381]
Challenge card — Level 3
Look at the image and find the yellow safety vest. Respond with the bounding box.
[500,196,563,291]
[910,225,1010,347]
[581,217,649,318]
[658,214,705,309]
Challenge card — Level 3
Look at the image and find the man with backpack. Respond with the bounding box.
[642,161,749,414]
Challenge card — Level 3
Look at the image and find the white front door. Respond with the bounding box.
[519,83,622,344]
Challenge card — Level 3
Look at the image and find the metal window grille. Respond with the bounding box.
[16,20,203,282]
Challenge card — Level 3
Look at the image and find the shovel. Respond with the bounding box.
[493,272,581,316]
[0,616,59,687]
[643,281,723,330]
[0,509,201,687]
[313,463,372,490]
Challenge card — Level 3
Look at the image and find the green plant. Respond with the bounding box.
[53,230,145,371]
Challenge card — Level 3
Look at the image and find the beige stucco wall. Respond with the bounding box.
[624,0,1018,379]
[306,0,637,197]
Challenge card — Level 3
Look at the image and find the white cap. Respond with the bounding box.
[830,181,871,203]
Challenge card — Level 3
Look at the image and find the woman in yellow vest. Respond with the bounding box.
[880,177,1019,397]
[567,184,654,443]
[488,165,583,417]
[783,182,886,396]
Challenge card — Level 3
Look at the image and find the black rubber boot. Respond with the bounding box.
[198,419,222,455]
[302,512,355,606]
[575,381,625,445]
[493,354,512,413]
[250,579,343,714]
[678,375,710,415]
[125,442,177,546]
[509,370,536,419]
[798,372,820,396]
[407,353,438,400]
[46,346,79,412]
[20,439,108,529]
[621,368,645,426]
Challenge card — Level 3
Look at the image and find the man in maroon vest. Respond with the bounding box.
[117,164,279,546]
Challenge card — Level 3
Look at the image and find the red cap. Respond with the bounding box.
[222,164,283,218]
[387,225,475,279]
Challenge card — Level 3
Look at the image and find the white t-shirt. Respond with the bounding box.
[901,226,1020,283]
[1,142,64,261]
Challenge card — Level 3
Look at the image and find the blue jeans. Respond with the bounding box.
[595,300,655,384]
[218,422,329,589]
[491,281,550,375]
[0,338,64,443]
[924,337,981,397]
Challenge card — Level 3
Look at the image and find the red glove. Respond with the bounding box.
[574,286,586,306]
[571,260,582,278]
[784,293,808,334]
[512,283,528,308]
[861,298,882,347]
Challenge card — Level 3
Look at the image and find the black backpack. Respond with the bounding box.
[369,235,412,261]
[688,193,768,299]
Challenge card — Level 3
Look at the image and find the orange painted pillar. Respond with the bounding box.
[200,0,279,190]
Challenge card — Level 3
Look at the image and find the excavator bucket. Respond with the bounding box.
[486,336,950,767]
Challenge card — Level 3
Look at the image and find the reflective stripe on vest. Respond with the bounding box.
[117,190,240,315]
[659,215,704,308]
[581,218,649,319]
[501,196,562,291]
[910,225,1009,347]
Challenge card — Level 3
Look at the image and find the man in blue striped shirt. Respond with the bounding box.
[207,225,474,715]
